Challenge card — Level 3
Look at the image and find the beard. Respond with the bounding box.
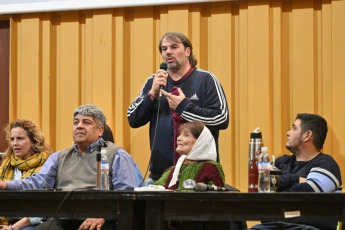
[167,59,181,71]
[286,144,296,155]
[285,138,303,155]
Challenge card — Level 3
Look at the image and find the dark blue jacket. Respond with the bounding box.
[127,67,229,180]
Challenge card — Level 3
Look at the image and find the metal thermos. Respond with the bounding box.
[248,127,263,192]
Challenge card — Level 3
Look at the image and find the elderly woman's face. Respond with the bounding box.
[10,127,34,160]
[176,128,197,155]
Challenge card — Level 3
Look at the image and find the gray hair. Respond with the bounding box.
[73,104,106,127]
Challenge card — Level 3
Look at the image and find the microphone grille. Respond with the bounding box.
[160,62,168,71]
[194,183,207,191]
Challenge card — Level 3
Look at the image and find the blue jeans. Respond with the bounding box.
[143,177,155,187]
[249,221,321,230]
[22,225,38,230]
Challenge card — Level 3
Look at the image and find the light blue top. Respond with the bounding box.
[6,139,143,191]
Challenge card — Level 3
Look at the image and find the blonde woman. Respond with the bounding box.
[0,119,50,230]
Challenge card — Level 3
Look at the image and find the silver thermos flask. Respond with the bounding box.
[248,127,263,192]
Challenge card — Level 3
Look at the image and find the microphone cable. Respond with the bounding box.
[46,186,96,230]
[139,97,162,187]
[139,62,168,187]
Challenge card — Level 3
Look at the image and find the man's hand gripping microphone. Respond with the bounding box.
[158,62,168,101]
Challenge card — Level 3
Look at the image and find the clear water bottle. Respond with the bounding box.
[258,146,270,193]
[100,149,110,190]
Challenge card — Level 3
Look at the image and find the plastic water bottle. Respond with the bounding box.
[258,146,270,193]
[100,149,110,190]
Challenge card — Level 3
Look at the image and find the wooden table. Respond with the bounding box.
[1,190,344,230]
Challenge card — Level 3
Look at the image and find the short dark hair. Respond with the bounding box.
[158,32,198,67]
[296,113,328,150]
[179,121,204,139]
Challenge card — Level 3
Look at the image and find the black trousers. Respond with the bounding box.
[169,221,247,230]
[33,218,116,230]
[249,221,321,230]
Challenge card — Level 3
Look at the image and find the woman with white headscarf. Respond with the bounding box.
[154,121,225,190]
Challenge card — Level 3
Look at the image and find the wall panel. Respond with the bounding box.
[291,1,316,115]
[129,7,156,174]
[247,2,271,149]
[91,11,114,131]
[41,13,55,148]
[209,3,234,184]
[113,9,128,150]
[320,0,332,153]
[4,0,345,192]
[0,20,10,151]
[271,1,284,157]
[237,0,249,190]
[56,12,81,149]
[17,16,41,120]
[331,0,345,170]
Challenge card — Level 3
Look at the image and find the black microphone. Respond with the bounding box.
[194,182,229,191]
[158,62,168,100]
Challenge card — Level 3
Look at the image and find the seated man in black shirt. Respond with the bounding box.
[250,113,342,230]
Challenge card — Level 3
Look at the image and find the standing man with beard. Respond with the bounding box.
[250,113,342,230]
[127,32,229,185]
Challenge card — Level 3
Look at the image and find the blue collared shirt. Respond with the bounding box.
[6,139,143,191]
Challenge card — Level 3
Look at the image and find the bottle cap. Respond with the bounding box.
[250,127,262,138]
[261,146,268,152]
[101,149,106,155]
